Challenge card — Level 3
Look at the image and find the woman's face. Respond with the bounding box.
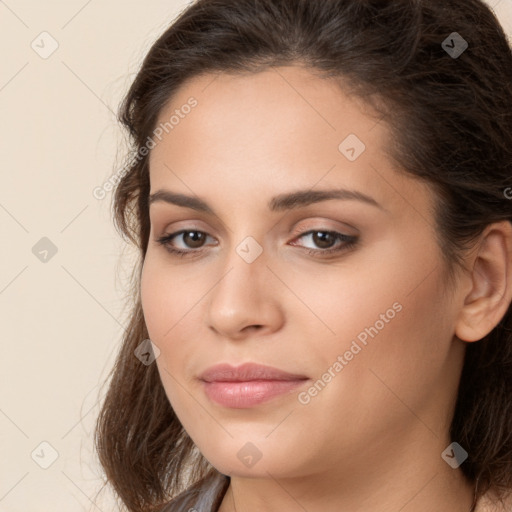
[141,66,467,481]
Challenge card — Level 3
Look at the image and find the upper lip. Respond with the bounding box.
[199,362,309,382]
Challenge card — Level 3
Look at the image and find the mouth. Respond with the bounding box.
[198,362,310,408]
[201,379,309,408]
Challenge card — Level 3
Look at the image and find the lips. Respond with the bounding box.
[198,362,310,408]
[199,362,308,383]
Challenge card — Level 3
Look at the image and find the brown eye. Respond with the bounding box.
[181,231,207,249]
[289,229,358,257]
[311,231,337,249]
[155,229,217,257]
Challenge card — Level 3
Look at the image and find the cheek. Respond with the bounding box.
[301,239,453,408]
[280,255,407,362]
[140,263,190,418]
[140,254,198,340]
[318,265,454,418]
[140,255,203,391]
[141,265,167,342]
[293,273,454,467]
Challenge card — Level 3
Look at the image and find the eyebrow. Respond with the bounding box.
[148,188,384,213]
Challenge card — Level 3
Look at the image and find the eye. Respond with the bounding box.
[289,230,358,256]
[156,230,215,257]
[155,228,358,258]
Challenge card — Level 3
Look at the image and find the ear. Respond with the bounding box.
[455,220,512,342]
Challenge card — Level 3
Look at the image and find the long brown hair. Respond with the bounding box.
[94,1,512,510]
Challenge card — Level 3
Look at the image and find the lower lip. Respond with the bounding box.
[201,379,308,408]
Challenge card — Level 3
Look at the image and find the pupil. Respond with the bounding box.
[185,231,204,248]
[313,231,334,248]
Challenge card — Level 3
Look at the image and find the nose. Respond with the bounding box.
[206,246,285,340]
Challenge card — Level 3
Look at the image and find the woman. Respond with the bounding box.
[94,1,512,511]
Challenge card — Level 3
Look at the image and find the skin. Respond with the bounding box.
[140,65,512,512]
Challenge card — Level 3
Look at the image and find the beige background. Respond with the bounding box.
[1,1,511,511]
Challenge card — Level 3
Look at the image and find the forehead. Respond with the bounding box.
[147,66,435,219]
[151,65,382,163]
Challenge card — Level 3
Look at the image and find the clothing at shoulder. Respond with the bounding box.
[159,471,230,512]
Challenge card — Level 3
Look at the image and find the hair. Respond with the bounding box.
[94,0,512,511]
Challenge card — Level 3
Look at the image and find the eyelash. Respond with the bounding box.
[155,229,358,258]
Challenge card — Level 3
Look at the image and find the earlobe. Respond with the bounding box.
[455,221,512,343]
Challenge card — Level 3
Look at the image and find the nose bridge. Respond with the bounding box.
[214,234,269,303]
[206,232,283,336]
[217,214,270,281]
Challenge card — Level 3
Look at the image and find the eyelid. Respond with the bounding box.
[151,213,227,240]
[288,218,359,238]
